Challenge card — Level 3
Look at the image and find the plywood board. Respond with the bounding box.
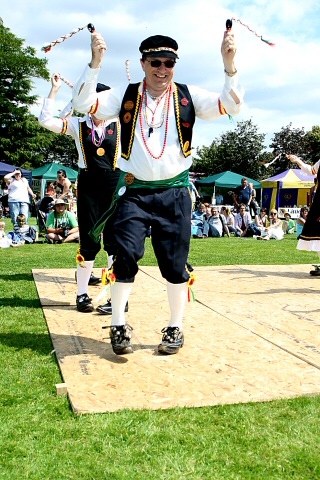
[33,266,320,413]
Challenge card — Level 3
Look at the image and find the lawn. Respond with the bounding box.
[0,217,319,480]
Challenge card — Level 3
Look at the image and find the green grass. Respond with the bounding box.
[0,217,319,479]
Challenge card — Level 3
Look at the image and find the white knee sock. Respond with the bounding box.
[77,260,94,296]
[166,281,188,330]
[110,282,133,326]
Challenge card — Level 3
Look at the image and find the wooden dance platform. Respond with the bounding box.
[32,265,320,414]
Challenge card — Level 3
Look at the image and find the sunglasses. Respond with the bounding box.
[270,213,277,215]
[145,59,176,69]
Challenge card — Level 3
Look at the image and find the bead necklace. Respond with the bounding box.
[143,82,169,136]
[139,80,172,160]
[91,117,106,147]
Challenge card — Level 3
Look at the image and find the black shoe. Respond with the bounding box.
[45,235,54,244]
[96,300,129,315]
[88,274,101,286]
[76,293,94,313]
[110,324,133,355]
[158,326,184,355]
[310,269,320,276]
[75,272,101,285]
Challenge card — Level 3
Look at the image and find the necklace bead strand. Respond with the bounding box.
[139,80,172,160]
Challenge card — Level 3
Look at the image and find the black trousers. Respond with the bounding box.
[113,187,192,283]
[77,168,120,260]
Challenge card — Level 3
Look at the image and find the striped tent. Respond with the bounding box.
[261,168,315,209]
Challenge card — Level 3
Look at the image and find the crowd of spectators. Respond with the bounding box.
[191,177,309,241]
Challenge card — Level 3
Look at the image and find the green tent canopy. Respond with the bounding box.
[32,163,78,181]
[31,163,78,198]
[195,170,261,189]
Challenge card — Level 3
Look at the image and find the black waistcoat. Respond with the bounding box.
[79,120,119,171]
[119,82,195,160]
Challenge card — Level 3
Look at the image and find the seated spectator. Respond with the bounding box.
[221,206,239,236]
[204,206,230,237]
[38,186,56,217]
[234,203,261,237]
[203,203,212,220]
[282,212,295,234]
[259,209,284,240]
[46,198,79,243]
[296,207,308,238]
[255,207,269,229]
[7,214,38,245]
[191,203,206,238]
[0,220,11,248]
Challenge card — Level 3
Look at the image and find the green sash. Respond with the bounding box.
[89,169,190,242]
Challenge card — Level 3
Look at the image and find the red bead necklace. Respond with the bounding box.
[139,79,172,160]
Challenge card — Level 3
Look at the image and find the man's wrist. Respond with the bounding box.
[89,59,101,69]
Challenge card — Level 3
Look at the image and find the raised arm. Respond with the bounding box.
[221,28,240,105]
[286,154,315,176]
[72,32,106,114]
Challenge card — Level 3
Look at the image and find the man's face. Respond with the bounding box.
[242,180,248,188]
[212,208,219,216]
[240,206,246,216]
[57,171,64,181]
[140,57,175,95]
[55,204,66,216]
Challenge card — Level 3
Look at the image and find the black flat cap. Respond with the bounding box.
[139,35,179,59]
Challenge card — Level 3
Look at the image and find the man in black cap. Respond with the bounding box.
[39,74,121,313]
[72,29,243,353]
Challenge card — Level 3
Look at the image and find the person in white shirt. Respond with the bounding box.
[39,74,121,314]
[4,168,36,225]
[72,30,244,355]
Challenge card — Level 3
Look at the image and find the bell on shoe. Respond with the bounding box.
[76,293,94,313]
[109,324,133,355]
[158,326,184,355]
[96,300,129,315]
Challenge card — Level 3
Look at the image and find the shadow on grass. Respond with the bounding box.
[0,297,41,308]
[0,332,158,363]
[0,333,53,356]
[0,273,37,282]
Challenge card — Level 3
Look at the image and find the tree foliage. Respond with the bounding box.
[193,119,266,179]
[306,125,320,165]
[268,123,312,175]
[37,129,78,170]
[0,24,49,166]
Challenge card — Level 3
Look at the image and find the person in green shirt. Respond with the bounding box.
[46,199,79,243]
[282,212,295,234]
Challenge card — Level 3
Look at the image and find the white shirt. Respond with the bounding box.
[7,178,30,203]
[38,98,120,169]
[299,159,320,176]
[72,66,244,181]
